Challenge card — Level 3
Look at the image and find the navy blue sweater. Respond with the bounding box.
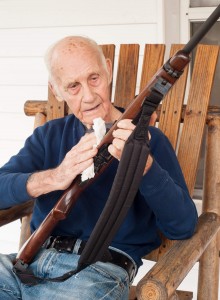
[0,114,198,267]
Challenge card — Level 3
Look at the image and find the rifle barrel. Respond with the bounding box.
[183,4,220,54]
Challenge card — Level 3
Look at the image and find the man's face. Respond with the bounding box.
[51,47,112,128]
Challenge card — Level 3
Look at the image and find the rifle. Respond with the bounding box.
[14,4,220,273]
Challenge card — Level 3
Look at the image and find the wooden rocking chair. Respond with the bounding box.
[0,43,219,300]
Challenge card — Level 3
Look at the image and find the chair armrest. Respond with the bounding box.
[24,100,47,116]
[136,212,220,300]
[0,200,34,227]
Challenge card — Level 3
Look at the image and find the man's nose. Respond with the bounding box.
[82,85,94,102]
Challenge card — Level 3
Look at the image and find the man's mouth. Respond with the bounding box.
[83,104,100,113]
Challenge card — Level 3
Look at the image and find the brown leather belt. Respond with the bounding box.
[44,236,136,282]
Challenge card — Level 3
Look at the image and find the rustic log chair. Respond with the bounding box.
[0,43,220,300]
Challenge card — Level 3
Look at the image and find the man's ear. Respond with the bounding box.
[105,58,112,84]
[48,81,63,102]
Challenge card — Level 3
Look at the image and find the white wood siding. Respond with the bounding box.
[0,0,166,167]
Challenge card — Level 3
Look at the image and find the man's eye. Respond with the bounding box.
[65,82,80,94]
[90,75,99,84]
[69,83,79,89]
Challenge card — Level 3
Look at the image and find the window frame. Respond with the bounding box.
[180,0,219,43]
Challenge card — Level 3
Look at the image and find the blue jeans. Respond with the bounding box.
[0,241,136,300]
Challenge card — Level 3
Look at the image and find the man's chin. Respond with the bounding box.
[82,118,98,129]
[83,115,104,126]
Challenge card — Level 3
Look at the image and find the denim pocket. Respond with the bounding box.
[88,261,129,300]
[29,248,58,278]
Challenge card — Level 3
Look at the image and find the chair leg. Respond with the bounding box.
[19,214,32,249]
[198,115,220,300]
[198,237,219,300]
[176,290,193,300]
[129,285,137,300]
[169,292,179,300]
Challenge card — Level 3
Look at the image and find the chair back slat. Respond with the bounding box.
[177,44,219,195]
[47,87,65,121]
[113,44,140,108]
[101,44,116,98]
[158,44,189,150]
[101,44,116,65]
[139,44,165,92]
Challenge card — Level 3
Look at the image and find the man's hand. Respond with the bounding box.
[53,132,98,188]
[108,119,153,175]
[26,133,98,197]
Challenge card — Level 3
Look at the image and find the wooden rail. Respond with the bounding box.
[0,200,34,227]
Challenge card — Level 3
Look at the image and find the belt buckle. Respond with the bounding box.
[44,236,55,249]
[52,236,76,253]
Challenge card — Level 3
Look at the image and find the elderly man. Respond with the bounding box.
[0,36,198,299]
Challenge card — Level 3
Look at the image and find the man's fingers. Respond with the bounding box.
[108,144,121,161]
[76,133,97,151]
[112,128,132,141]
[112,138,124,151]
[117,119,135,130]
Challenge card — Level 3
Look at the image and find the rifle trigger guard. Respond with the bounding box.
[94,143,112,173]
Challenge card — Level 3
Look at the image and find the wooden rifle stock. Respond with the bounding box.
[16,49,190,265]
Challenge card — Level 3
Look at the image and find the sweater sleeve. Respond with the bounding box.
[139,127,198,240]
[0,126,45,209]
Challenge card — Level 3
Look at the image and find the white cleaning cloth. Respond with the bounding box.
[81,117,106,181]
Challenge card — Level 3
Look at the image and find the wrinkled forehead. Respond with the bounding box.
[51,38,104,74]
[52,51,105,87]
